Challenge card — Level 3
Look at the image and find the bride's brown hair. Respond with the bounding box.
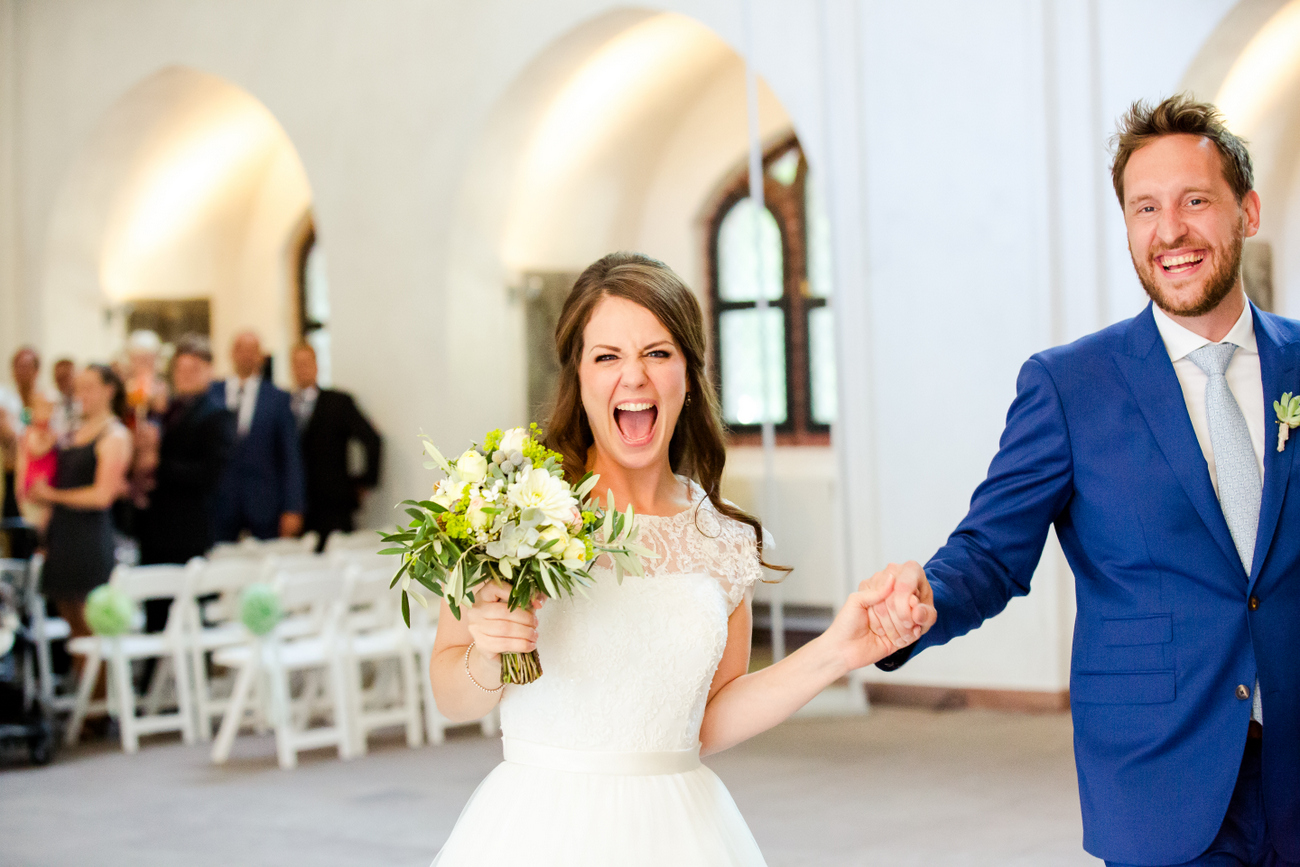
[544,251,788,574]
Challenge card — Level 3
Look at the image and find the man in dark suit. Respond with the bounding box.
[136,335,234,638]
[290,342,381,548]
[209,331,304,541]
[137,335,234,565]
[870,97,1298,866]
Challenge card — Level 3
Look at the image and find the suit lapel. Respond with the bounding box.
[1249,308,1298,589]
[1113,306,1243,573]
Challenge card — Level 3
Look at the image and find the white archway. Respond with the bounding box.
[40,65,317,374]
[442,9,796,432]
[440,9,841,610]
[1182,0,1300,316]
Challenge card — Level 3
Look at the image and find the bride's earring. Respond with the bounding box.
[685,392,692,408]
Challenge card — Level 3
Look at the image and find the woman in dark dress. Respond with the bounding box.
[27,364,131,639]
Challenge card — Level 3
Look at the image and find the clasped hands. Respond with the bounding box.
[826,561,937,672]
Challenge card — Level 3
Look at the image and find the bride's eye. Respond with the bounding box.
[647,350,671,359]
[594,353,617,363]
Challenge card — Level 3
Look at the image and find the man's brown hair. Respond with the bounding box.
[1110,94,1253,206]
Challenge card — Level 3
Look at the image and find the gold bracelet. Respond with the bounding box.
[465,643,504,693]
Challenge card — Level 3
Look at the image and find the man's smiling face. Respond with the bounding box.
[1123,133,1260,317]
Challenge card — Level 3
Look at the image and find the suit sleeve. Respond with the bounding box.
[277,393,306,515]
[878,357,1075,670]
[154,407,234,492]
[344,394,382,489]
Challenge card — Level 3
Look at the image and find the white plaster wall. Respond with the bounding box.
[0,0,17,368]
[0,0,1259,693]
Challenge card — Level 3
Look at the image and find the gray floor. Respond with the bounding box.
[0,707,1101,867]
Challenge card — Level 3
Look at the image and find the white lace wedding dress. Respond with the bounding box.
[431,483,768,866]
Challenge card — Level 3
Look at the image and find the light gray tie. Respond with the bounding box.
[1187,342,1264,723]
[1188,342,1261,573]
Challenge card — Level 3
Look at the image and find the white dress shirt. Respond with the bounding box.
[225,375,261,437]
[292,385,319,432]
[1152,300,1265,724]
[1152,302,1265,495]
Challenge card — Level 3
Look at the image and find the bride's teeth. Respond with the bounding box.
[616,402,654,412]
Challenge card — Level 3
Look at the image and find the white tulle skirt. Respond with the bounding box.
[431,739,767,866]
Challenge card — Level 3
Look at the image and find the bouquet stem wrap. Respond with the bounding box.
[382,425,656,687]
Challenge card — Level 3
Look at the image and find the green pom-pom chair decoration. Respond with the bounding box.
[85,585,136,636]
[240,583,283,636]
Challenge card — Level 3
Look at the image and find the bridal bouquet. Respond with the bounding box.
[381,424,654,684]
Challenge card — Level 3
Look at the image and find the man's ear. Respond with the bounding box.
[1243,189,1262,238]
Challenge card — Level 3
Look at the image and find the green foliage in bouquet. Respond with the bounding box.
[380,423,655,685]
[85,585,135,636]
[239,583,283,636]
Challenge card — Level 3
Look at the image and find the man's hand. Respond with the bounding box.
[279,512,304,538]
[825,568,937,672]
[862,561,936,649]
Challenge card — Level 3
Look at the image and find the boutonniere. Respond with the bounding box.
[1274,392,1300,452]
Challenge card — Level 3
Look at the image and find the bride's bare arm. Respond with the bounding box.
[430,582,542,722]
[698,572,935,756]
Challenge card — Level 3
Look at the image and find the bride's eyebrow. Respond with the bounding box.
[588,340,673,354]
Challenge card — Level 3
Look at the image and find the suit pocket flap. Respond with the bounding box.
[1072,670,1175,705]
[1101,615,1171,646]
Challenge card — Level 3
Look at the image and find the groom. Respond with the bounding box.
[869,95,1299,867]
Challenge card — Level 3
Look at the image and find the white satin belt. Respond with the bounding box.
[502,738,702,776]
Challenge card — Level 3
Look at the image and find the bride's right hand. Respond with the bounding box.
[464,581,542,662]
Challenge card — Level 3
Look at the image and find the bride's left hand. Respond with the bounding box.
[823,572,937,673]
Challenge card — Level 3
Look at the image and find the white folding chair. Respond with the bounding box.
[210,566,352,769]
[184,557,265,740]
[12,554,74,713]
[65,563,198,752]
[341,564,423,755]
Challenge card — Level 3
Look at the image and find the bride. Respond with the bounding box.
[428,252,936,866]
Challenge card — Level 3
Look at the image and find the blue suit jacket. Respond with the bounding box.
[208,379,305,538]
[882,303,1300,864]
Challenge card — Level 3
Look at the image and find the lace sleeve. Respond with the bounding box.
[697,499,764,612]
[631,484,766,612]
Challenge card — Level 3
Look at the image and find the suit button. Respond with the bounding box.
[1236,684,1251,700]
[1249,595,1260,611]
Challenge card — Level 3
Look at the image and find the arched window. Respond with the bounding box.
[707,136,835,443]
[295,218,332,386]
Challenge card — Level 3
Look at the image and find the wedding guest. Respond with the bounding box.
[0,383,18,519]
[136,335,234,633]
[51,357,79,437]
[209,331,304,541]
[11,346,41,410]
[290,342,381,549]
[27,364,131,644]
[124,330,168,431]
[15,392,58,533]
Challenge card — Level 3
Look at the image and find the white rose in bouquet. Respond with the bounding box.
[562,537,587,564]
[466,496,491,530]
[456,449,489,483]
[499,426,529,455]
[537,524,569,559]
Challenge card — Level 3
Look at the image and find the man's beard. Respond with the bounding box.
[1132,228,1244,318]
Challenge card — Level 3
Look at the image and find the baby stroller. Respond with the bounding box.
[0,527,58,765]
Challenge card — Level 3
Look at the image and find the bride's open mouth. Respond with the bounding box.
[614,402,658,446]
